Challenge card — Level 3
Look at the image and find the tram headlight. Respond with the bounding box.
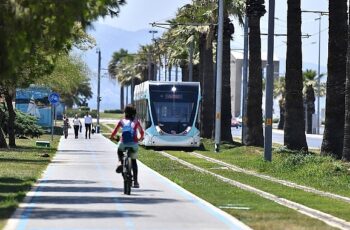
[183,126,191,135]
[156,125,164,135]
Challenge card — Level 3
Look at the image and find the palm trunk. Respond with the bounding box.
[246,16,264,146]
[305,85,315,134]
[278,100,285,130]
[120,85,125,111]
[199,32,215,139]
[168,65,172,82]
[221,16,233,143]
[126,86,129,105]
[181,63,189,82]
[4,89,16,147]
[193,64,200,82]
[322,0,347,158]
[149,63,157,81]
[342,3,350,162]
[284,0,308,151]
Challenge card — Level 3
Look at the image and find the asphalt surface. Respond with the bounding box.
[4,127,250,230]
[231,127,323,149]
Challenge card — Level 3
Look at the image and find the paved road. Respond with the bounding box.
[5,128,250,230]
[232,127,323,149]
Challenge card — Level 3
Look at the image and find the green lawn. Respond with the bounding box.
[104,137,349,229]
[0,135,60,228]
[166,150,350,222]
[99,112,123,120]
[138,148,336,230]
[195,139,350,197]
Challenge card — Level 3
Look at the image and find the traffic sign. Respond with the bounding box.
[48,92,60,104]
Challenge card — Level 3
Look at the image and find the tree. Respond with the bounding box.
[302,69,326,134]
[36,54,93,108]
[245,0,266,146]
[342,3,350,162]
[0,0,125,148]
[108,49,130,110]
[322,0,348,159]
[284,0,308,151]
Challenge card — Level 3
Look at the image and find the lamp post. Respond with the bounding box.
[149,30,158,81]
[264,0,275,161]
[214,0,224,152]
[96,48,101,133]
[315,16,321,134]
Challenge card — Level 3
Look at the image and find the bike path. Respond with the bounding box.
[4,129,251,230]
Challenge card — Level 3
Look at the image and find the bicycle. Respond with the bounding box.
[122,147,133,195]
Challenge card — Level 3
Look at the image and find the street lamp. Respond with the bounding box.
[149,30,158,81]
[315,16,321,134]
[264,0,276,161]
[149,30,158,41]
[96,48,101,133]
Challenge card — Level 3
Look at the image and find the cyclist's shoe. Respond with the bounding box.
[133,181,140,188]
[115,165,123,173]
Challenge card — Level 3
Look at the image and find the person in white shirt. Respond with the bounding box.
[84,112,93,139]
[72,114,82,139]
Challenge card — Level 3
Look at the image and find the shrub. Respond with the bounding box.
[14,110,44,138]
[104,109,123,114]
[66,108,97,118]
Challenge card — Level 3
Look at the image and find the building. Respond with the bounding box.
[230,51,280,117]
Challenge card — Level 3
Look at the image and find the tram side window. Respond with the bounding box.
[136,99,151,129]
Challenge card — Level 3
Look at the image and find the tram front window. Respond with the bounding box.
[150,85,198,134]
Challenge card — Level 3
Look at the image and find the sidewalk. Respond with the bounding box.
[4,128,250,230]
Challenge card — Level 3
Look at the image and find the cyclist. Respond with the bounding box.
[110,104,144,188]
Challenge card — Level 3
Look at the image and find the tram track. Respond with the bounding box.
[187,151,350,204]
[157,150,350,230]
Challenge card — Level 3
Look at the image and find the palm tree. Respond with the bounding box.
[342,4,350,162]
[302,69,326,134]
[166,3,215,138]
[284,0,308,151]
[322,0,348,159]
[108,49,130,110]
[245,0,266,146]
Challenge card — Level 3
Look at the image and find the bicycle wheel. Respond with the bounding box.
[125,157,132,195]
[123,153,132,195]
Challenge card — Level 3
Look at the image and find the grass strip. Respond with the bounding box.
[197,139,350,197]
[167,150,350,223]
[99,112,123,120]
[138,148,335,230]
[0,135,60,229]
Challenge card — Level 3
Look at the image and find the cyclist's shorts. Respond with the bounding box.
[117,142,139,159]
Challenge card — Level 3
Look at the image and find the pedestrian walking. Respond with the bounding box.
[84,112,92,139]
[72,114,82,139]
[63,114,70,139]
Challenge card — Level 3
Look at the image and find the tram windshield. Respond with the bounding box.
[149,84,199,134]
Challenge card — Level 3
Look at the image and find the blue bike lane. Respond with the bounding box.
[4,128,251,230]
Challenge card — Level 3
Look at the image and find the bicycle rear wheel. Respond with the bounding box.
[123,154,132,195]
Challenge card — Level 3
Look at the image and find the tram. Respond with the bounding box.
[134,81,201,147]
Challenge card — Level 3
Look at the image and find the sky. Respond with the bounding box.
[98,0,329,72]
[85,0,330,110]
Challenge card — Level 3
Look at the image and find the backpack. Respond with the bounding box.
[121,119,135,144]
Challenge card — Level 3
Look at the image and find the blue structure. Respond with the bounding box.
[16,85,52,127]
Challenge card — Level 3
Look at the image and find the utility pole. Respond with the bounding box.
[264,0,275,161]
[214,0,224,152]
[315,15,321,134]
[149,30,158,81]
[242,16,249,144]
[96,48,101,134]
